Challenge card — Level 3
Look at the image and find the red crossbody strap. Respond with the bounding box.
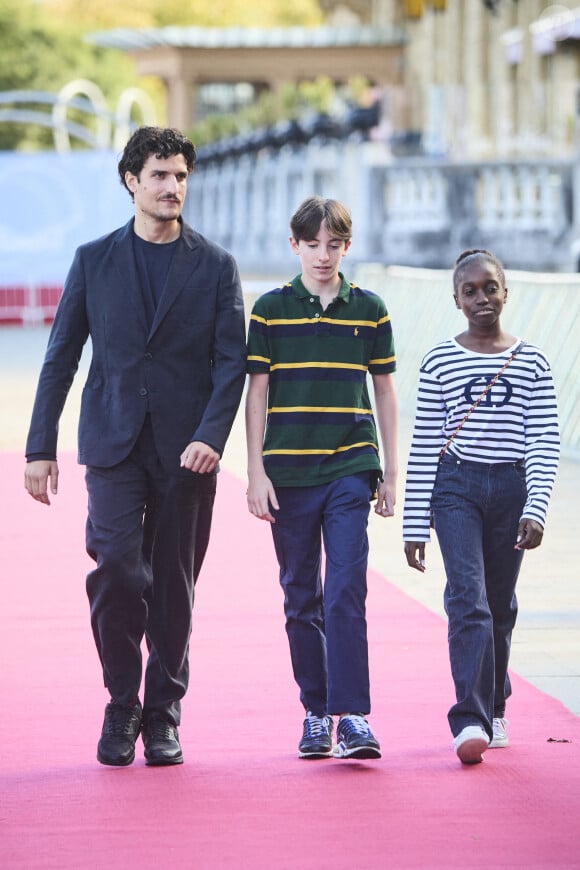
[439,341,525,459]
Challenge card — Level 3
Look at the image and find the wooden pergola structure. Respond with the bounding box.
[87,26,406,130]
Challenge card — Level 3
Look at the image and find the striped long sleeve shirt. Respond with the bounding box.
[403,339,560,541]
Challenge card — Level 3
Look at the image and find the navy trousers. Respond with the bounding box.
[270,472,374,717]
[85,416,216,725]
[431,453,526,739]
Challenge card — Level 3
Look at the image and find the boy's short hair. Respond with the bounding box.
[290,196,352,242]
[118,126,196,198]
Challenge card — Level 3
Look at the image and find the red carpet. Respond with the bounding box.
[2,452,580,869]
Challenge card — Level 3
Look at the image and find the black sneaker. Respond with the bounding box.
[333,714,381,760]
[298,711,334,759]
[142,713,184,766]
[97,701,142,766]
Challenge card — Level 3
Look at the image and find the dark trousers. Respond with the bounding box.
[431,454,526,739]
[85,417,216,725]
[270,472,374,718]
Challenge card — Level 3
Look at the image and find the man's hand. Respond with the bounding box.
[180,441,220,474]
[404,541,426,573]
[24,460,59,506]
[246,472,279,523]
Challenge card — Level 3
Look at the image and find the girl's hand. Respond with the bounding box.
[404,541,426,572]
[515,518,544,550]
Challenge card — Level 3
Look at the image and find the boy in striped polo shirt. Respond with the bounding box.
[245,196,398,760]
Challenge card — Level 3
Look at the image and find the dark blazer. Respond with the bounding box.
[26,218,247,473]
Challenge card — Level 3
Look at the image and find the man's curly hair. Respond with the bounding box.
[118,127,196,198]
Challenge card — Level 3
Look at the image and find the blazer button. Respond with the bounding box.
[145,352,152,360]
[139,388,148,397]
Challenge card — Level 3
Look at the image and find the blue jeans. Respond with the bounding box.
[270,472,375,717]
[431,454,527,739]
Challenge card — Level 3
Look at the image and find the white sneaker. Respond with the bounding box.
[490,717,509,748]
[453,725,490,764]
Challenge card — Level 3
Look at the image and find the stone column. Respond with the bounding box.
[516,0,543,153]
[462,0,488,157]
[487,1,513,157]
[164,75,195,132]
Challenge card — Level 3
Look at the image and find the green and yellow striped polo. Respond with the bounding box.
[247,274,396,487]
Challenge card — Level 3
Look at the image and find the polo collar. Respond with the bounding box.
[290,273,351,303]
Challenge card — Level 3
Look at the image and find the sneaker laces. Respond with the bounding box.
[338,714,371,738]
[103,704,140,736]
[303,713,331,739]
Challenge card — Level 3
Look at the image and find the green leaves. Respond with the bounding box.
[0,0,324,151]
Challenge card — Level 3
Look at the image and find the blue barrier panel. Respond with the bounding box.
[0,150,130,285]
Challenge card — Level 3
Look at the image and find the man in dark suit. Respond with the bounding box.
[24,126,246,767]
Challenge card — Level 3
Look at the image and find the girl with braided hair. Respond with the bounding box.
[403,249,560,764]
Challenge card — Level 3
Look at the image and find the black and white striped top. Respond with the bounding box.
[403,339,560,541]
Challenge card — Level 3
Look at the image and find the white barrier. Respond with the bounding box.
[353,263,580,458]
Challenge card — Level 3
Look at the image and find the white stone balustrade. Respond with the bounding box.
[186,139,575,272]
[478,165,565,233]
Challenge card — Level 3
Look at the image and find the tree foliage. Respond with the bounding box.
[0,0,143,149]
[189,76,374,147]
[42,0,323,29]
[0,0,323,150]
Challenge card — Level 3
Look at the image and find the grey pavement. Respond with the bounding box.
[3,306,579,717]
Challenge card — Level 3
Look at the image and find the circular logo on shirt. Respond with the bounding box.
[464,375,513,407]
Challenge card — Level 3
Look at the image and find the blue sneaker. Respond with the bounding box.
[333,714,381,759]
[298,712,334,759]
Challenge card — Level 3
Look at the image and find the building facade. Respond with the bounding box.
[324,0,580,160]
[88,2,580,161]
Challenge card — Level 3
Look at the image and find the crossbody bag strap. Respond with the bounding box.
[439,341,525,459]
